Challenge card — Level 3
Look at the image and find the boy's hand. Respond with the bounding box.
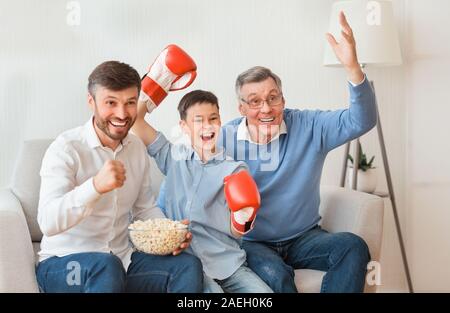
[230,220,243,238]
[172,219,192,256]
[140,44,197,114]
[224,171,261,235]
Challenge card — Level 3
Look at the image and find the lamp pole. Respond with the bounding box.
[326,0,412,292]
[340,75,414,293]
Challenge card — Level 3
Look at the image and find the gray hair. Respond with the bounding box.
[235,66,283,98]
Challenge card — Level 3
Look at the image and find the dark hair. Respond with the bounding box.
[178,90,219,120]
[88,61,141,98]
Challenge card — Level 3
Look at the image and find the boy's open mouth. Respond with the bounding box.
[200,132,215,142]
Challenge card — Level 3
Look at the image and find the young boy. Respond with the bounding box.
[132,89,273,293]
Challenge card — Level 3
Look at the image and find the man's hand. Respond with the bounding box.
[172,219,192,256]
[93,160,126,194]
[326,11,364,84]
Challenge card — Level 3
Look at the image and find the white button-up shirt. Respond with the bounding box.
[37,117,165,270]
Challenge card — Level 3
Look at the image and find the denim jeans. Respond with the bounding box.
[36,251,203,293]
[241,225,370,293]
[203,264,273,293]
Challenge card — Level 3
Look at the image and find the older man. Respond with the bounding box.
[220,12,377,292]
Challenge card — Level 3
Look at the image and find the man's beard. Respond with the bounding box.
[94,106,135,141]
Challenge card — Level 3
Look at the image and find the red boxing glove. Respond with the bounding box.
[224,171,261,235]
[140,44,197,113]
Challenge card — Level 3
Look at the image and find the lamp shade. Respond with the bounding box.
[323,0,402,67]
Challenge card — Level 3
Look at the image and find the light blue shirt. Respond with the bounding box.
[220,77,377,242]
[147,133,247,280]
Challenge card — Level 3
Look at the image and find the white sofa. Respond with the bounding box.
[0,139,384,293]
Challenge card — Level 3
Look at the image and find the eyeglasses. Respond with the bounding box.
[240,93,284,109]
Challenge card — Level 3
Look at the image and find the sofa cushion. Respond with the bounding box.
[10,139,53,241]
[294,269,325,292]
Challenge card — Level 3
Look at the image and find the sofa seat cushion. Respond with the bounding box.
[294,269,325,293]
[10,139,53,241]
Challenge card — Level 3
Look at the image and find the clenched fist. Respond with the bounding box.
[93,160,126,194]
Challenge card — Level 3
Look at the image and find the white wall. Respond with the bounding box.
[0,0,448,291]
[0,0,346,185]
[402,0,450,292]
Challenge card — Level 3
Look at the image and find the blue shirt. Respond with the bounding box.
[219,78,377,242]
[147,133,248,280]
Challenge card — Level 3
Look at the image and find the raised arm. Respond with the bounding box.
[312,79,377,152]
[317,11,377,152]
[131,99,159,146]
[132,44,197,146]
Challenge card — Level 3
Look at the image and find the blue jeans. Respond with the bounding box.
[203,264,273,293]
[242,225,370,293]
[36,251,203,293]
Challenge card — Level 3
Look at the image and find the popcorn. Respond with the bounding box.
[128,218,188,255]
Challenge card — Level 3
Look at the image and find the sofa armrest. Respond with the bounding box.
[319,185,384,262]
[0,188,39,292]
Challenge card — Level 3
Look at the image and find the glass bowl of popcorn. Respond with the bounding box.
[128,218,188,255]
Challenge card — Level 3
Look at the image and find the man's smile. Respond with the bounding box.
[258,117,275,123]
[109,119,129,130]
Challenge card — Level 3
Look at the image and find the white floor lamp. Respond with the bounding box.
[323,0,413,292]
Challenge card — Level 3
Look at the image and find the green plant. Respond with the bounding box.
[348,142,375,172]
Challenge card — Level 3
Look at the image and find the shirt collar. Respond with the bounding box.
[84,116,132,149]
[188,146,227,165]
[236,117,287,144]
